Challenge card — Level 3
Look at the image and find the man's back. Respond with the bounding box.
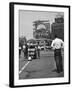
[51,38,64,49]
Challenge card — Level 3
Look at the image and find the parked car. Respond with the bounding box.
[45,46,51,50]
[40,45,44,50]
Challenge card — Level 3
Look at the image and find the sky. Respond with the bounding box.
[19,10,64,40]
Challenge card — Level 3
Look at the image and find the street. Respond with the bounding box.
[19,50,64,79]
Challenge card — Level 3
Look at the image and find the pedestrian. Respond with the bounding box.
[44,41,46,52]
[23,44,26,59]
[19,46,21,58]
[35,45,38,59]
[25,43,28,59]
[19,43,22,58]
[37,42,41,59]
[51,35,64,73]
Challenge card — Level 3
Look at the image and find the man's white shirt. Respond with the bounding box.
[23,45,25,49]
[19,47,21,49]
[38,46,41,50]
[51,38,64,49]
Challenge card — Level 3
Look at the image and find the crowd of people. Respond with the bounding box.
[19,42,41,60]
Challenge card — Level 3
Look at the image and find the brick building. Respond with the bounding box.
[51,16,64,41]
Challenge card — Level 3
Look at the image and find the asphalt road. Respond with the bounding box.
[19,50,64,79]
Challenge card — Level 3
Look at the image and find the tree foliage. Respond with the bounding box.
[19,36,27,46]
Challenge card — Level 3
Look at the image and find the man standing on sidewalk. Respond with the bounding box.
[23,44,26,59]
[23,43,28,59]
[19,43,22,58]
[37,42,41,59]
[51,35,64,73]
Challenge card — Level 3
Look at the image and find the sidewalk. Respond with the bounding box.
[40,50,64,56]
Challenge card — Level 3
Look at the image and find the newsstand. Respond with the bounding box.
[28,44,37,60]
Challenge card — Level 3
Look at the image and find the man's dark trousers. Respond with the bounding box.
[54,49,63,73]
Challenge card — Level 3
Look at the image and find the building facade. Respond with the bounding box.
[51,16,64,41]
[33,20,51,39]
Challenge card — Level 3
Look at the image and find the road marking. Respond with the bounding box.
[19,61,30,74]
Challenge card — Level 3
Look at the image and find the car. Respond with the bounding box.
[40,45,44,50]
[45,46,51,49]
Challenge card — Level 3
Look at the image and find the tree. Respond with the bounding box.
[19,36,27,46]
